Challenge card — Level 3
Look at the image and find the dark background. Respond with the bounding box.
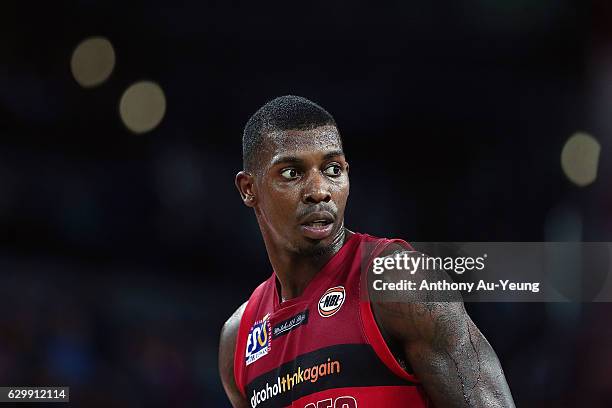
[1,1,612,406]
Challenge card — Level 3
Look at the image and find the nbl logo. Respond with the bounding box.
[245,314,271,366]
[318,286,346,318]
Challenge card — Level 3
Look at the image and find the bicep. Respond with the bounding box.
[219,302,249,408]
[377,301,515,408]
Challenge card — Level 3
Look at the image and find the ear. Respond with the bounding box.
[345,161,349,175]
[235,171,257,208]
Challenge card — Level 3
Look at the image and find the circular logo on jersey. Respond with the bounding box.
[318,286,346,318]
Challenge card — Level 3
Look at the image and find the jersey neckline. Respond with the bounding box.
[271,231,362,311]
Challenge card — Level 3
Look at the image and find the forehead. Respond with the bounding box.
[262,125,342,161]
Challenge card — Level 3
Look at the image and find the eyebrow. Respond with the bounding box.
[323,150,345,161]
[271,150,345,167]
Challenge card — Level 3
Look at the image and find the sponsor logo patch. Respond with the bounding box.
[272,310,309,338]
[318,286,345,318]
[249,356,342,408]
[245,314,271,366]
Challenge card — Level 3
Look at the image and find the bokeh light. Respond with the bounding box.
[119,81,166,134]
[70,37,115,88]
[561,132,601,187]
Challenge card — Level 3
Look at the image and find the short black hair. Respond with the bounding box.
[242,95,338,172]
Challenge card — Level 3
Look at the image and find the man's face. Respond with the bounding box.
[253,125,349,255]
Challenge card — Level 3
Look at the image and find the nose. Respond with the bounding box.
[302,172,331,204]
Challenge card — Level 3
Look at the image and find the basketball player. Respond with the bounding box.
[219,96,515,407]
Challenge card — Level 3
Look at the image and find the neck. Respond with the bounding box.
[263,226,351,301]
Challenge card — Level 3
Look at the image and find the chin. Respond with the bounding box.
[295,236,335,257]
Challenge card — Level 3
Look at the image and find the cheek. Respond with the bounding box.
[267,186,300,216]
[333,180,350,203]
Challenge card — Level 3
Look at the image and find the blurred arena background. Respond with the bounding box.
[1,1,612,406]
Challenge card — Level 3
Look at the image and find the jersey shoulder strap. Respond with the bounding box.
[358,235,420,384]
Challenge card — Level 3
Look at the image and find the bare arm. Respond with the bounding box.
[370,249,515,407]
[219,301,249,408]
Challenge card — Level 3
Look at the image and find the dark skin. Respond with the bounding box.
[219,125,515,407]
[369,246,515,407]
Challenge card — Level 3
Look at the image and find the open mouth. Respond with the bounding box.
[300,212,335,239]
[302,219,333,228]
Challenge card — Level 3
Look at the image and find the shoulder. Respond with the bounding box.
[219,301,249,407]
[220,275,273,343]
[221,301,248,343]
[366,244,464,342]
[366,240,428,303]
[366,240,460,298]
[219,300,248,365]
[360,234,415,265]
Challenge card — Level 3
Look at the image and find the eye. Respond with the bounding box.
[324,164,342,177]
[280,168,299,180]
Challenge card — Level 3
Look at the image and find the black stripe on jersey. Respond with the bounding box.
[245,343,416,408]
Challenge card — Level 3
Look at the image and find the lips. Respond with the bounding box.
[300,211,335,240]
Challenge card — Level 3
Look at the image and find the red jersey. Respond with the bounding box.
[234,232,430,408]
